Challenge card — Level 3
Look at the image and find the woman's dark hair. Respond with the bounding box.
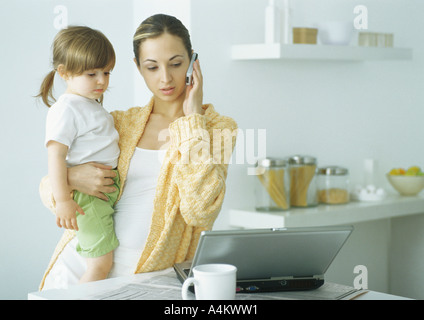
[133,14,192,65]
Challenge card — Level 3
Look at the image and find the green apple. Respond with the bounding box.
[406,166,422,176]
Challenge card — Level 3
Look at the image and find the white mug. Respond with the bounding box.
[181,264,237,300]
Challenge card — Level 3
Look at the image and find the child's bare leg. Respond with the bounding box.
[80,251,113,283]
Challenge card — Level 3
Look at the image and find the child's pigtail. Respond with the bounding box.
[37,70,56,107]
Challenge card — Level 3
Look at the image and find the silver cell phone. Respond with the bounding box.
[185,53,198,85]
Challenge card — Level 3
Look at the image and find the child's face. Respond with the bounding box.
[135,33,190,103]
[64,68,111,100]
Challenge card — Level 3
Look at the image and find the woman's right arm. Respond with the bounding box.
[39,162,117,214]
[67,162,117,200]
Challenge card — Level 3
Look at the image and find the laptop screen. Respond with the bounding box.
[190,226,353,280]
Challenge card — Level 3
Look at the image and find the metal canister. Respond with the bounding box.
[288,155,318,207]
[317,166,350,204]
[255,158,290,211]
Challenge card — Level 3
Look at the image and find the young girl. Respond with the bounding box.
[38,26,120,283]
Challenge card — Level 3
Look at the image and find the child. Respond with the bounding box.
[38,26,120,283]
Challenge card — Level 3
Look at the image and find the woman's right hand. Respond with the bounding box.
[67,162,117,201]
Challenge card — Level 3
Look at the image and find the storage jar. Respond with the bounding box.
[293,27,318,44]
[317,166,350,204]
[288,155,318,207]
[255,158,290,211]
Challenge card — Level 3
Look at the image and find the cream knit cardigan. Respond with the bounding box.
[39,98,237,290]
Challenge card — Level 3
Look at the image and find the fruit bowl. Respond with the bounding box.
[386,174,424,196]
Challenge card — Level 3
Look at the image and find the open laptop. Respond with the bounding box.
[174,225,353,293]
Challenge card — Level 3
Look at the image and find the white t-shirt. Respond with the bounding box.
[45,93,120,168]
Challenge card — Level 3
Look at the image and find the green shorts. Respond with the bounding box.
[73,170,120,258]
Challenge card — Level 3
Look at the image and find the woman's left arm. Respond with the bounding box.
[169,112,237,229]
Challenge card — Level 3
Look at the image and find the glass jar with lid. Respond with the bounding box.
[288,155,318,207]
[254,158,290,211]
[317,166,350,204]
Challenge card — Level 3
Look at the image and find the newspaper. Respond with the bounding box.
[87,268,366,300]
[88,269,184,300]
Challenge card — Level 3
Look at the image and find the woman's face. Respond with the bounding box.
[136,33,190,103]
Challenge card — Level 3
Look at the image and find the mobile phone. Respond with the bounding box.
[185,53,198,85]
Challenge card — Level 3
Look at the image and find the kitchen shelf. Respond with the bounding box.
[229,194,424,228]
[231,43,413,61]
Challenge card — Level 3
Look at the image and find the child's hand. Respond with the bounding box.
[55,199,85,231]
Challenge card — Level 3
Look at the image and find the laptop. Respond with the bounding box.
[174,225,353,293]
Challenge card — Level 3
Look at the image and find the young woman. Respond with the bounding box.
[39,14,237,290]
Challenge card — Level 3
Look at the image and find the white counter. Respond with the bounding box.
[229,194,424,228]
[28,267,410,300]
[229,194,424,299]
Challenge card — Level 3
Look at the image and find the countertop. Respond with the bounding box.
[229,194,424,228]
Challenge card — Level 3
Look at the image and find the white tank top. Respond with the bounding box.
[110,147,166,276]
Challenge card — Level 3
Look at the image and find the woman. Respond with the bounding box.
[39,14,237,290]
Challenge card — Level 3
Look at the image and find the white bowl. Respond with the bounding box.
[316,21,353,45]
[386,174,424,196]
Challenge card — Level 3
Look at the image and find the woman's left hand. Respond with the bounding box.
[183,59,204,116]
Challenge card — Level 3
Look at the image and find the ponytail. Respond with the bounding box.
[37,70,56,107]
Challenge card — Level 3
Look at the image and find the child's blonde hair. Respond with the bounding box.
[38,26,116,107]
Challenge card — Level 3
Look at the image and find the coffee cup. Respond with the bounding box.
[181,264,237,300]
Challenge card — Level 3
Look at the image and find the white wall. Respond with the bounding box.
[0,0,134,299]
[0,0,191,301]
[189,0,424,229]
[190,0,424,297]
